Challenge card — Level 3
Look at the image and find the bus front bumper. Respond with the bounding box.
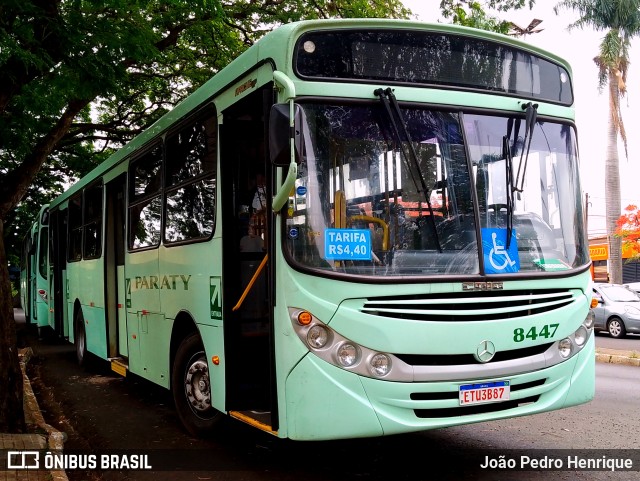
[284,335,595,440]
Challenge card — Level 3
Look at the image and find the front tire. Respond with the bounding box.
[172,333,221,437]
[607,317,627,339]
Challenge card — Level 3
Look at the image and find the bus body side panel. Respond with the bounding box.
[158,242,219,330]
[117,265,127,356]
[125,248,163,383]
[61,269,69,338]
[67,259,108,358]
[198,323,226,412]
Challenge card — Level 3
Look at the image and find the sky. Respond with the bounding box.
[401,0,640,238]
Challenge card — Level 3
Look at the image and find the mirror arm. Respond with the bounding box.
[273,71,296,101]
[272,161,297,212]
[271,72,298,212]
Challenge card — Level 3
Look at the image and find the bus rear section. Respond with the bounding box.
[20,205,52,335]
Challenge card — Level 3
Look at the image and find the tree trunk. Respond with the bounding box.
[0,219,25,432]
[606,71,622,284]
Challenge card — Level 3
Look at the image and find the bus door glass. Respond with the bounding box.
[126,144,163,377]
[106,174,127,358]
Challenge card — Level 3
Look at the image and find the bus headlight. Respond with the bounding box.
[584,310,595,330]
[558,338,572,358]
[574,325,588,347]
[337,343,359,367]
[289,308,411,381]
[369,353,391,377]
[307,325,329,349]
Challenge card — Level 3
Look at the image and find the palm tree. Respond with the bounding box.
[554,0,640,284]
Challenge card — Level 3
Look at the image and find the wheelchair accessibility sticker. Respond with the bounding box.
[481,228,520,274]
[325,228,372,261]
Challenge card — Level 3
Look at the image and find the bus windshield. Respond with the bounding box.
[284,102,588,277]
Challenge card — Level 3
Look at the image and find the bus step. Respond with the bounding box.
[110,358,128,377]
[229,410,277,436]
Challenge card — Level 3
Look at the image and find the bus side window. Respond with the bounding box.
[164,113,217,244]
[128,144,163,250]
[67,194,82,261]
[83,182,103,259]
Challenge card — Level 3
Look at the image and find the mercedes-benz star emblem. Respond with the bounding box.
[474,340,496,363]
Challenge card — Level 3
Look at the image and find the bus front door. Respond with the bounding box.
[220,83,277,433]
[105,174,128,367]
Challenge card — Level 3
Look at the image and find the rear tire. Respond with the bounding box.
[74,308,88,366]
[172,333,221,437]
[607,317,627,339]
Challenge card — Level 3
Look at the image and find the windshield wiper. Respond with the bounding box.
[502,121,515,249]
[513,102,538,196]
[502,102,538,249]
[374,87,442,252]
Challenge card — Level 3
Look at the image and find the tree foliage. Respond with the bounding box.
[616,204,640,260]
[439,0,535,33]
[0,0,410,433]
[555,0,640,284]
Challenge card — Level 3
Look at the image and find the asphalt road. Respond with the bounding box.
[594,331,640,351]
[16,315,640,481]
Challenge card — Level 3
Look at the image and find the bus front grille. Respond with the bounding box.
[413,395,540,418]
[396,343,552,366]
[360,289,576,322]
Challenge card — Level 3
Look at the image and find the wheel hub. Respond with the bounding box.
[185,358,211,412]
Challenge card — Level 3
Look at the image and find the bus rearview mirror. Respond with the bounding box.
[269,103,304,166]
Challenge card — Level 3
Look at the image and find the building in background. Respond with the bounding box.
[589,236,640,283]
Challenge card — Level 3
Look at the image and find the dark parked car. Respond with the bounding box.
[592,283,640,338]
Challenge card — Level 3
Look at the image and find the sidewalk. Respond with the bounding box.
[0,347,68,481]
[595,347,640,366]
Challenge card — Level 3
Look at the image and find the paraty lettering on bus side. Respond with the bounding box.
[133,275,191,290]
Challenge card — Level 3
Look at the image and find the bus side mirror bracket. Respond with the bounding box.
[270,100,303,212]
[272,161,297,212]
[269,102,304,167]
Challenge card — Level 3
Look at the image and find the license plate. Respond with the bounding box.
[459,380,510,406]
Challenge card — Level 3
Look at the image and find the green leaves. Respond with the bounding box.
[0,0,410,262]
[439,0,525,33]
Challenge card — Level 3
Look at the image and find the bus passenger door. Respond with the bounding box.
[105,174,128,362]
[219,82,277,432]
[49,208,68,338]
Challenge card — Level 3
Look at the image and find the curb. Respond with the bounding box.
[20,348,69,481]
[595,351,640,367]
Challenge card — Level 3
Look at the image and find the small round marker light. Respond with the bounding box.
[297,310,312,326]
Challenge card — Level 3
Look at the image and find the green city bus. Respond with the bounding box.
[20,204,52,335]
[40,19,594,440]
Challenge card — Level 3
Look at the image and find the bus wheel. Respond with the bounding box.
[172,333,221,436]
[74,308,88,366]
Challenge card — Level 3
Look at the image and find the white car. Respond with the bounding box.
[624,282,640,294]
